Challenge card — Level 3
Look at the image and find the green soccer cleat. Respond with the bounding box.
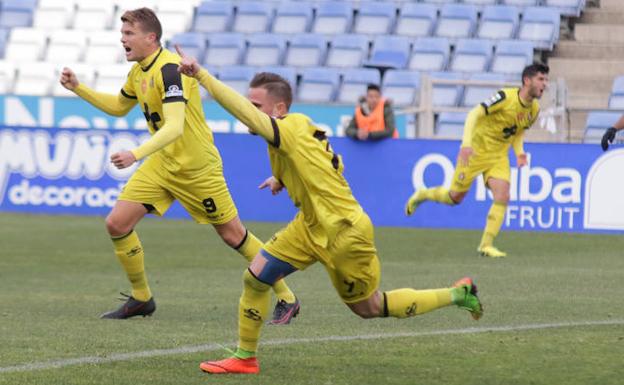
[405,190,425,216]
[452,277,483,320]
[478,246,507,258]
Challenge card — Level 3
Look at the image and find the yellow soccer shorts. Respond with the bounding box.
[118,158,238,225]
[263,211,381,304]
[451,154,510,193]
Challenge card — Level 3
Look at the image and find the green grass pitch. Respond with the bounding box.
[1,212,623,385]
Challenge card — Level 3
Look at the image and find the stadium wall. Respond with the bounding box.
[0,97,622,233]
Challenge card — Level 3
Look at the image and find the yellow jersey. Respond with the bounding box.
[472,87,539,156]
[121,48,221,174]
[268,113,363,247]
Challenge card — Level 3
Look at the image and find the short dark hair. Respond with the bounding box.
[121,8,162,43]
[249,72,293,109]
[521,63,549,85]
[367,84,381,93]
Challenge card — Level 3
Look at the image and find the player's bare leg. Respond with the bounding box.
[478,178,510,258]
[101,200,156,319]
[213,217,299,324]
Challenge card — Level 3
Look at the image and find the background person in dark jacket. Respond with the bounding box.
[345,84,397,140]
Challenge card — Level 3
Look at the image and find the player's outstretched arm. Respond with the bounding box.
[175,45,276,143]
[60,67,136,117]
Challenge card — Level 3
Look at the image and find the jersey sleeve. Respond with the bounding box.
[480,89,509,115]
[272,114,307,153]
[159,63,186,104]
[121,68,137,100]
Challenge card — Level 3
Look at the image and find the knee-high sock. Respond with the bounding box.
[479,202,507,249]
[382,288,452,318]
[236,230,296,303]
[421,187,455,205]
[238,269,271,353]
[111,230,151,302]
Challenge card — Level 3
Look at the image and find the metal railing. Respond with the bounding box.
[396,75,569,141]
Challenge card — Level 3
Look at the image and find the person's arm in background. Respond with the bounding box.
[345,115,359,139]
[601,114,624,151]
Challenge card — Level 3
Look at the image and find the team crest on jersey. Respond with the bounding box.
[141,79,147,94]
[458,172,465,181]
[165,85,183,98]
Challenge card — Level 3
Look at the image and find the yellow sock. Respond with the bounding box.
[383,288,452,318]
[238,269,271,353]
[479,202,507,249]
[422,187,454,205]
[112,230,151,302]
[236,231,296,303]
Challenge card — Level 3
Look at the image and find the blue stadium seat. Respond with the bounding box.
[435,4,477,39]
[436,112,467,140]
[353,2,397,35]
[491,40,534,75]
[325,34,369,68]
[337,68,381,104]
[429,71,464,107]
[168,33,206,63]
[365,35,410,70]
[544,0,586,17]
[0,29,9,58]
[584,111,624,144]
[203,33,245,67]
[478,5,520,40]
[272,1,313,34]
[501,0,540,5]
[0,0,37,28]
[608,76,624,109]
[462,72,509,107]
[193,2,234,33]
[257,66,298,92]
[463,0,498,5]
[244,34,286,67]
[395,3,437,38]
[232,1,273,34]
[450,39,494,73]
[218,66,256,96]
[382,70,420,107]
[420,0,457,4]
[297,67,340,103]
[518,7,560,51]
[408,37,450,72]
[312,2,354,35]
[284,33,327,68]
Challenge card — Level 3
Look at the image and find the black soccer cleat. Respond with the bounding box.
[100,292,156,319]
[267,297,300,325]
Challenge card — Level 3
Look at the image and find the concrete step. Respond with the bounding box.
[548,57,624,78]
[553,41,624,59]
[575,24,624,44]
[561,77,614,95]
[566,94,609,110]
[600,0,624,10]
[579,8,624,24]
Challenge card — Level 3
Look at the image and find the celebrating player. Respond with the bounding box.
[59,8,299,323]
[174,46,483,375]
[405,64,549,258]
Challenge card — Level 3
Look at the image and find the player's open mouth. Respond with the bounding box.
[124,47,131,53]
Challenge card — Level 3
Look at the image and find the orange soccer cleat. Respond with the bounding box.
[199,356,260,374]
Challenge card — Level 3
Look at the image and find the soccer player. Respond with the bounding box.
[601,116,624,151]
[59,8,299,323]
[405,64,549,258]
[174,46,483,375]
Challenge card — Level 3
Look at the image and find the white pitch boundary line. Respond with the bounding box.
[1,319,623,374]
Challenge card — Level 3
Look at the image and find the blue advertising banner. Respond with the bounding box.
[1,125,622,233]
[0,95,407,137]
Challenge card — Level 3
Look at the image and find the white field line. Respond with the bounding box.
[1,319,623,374]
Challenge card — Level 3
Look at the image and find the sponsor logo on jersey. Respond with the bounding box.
[165,85,183,98]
